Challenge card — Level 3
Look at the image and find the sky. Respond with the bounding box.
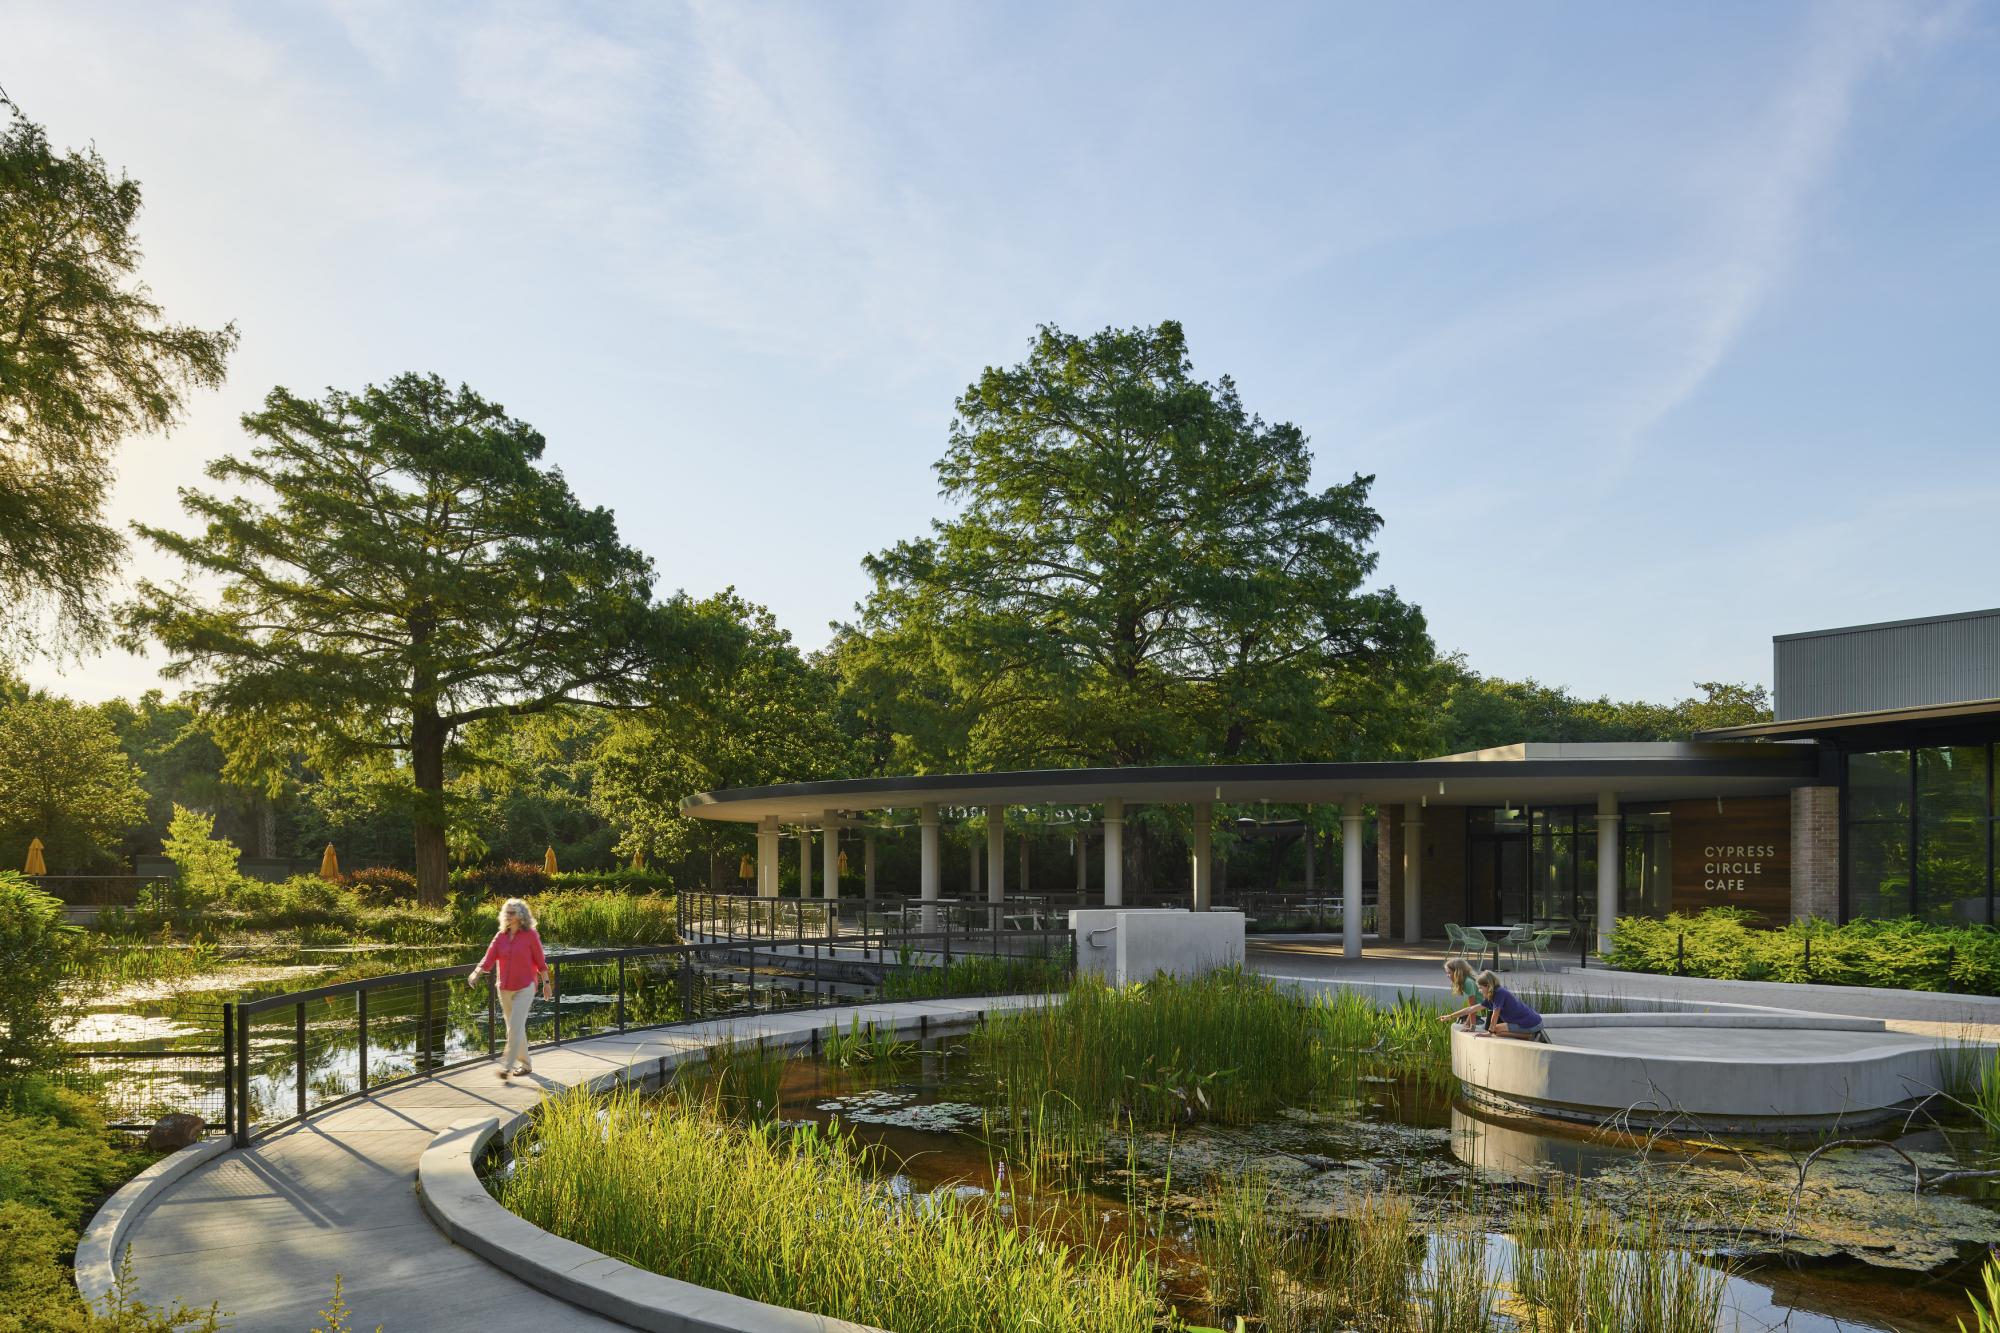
[6,0,1998,708]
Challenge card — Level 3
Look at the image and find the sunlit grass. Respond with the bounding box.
[498,1082,1164,1333]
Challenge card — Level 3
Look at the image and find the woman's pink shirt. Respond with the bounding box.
[480,928,547,991]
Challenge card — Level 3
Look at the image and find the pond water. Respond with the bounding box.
[763,1039,1998,1332]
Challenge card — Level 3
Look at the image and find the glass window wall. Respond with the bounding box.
[1845,743,1998,923]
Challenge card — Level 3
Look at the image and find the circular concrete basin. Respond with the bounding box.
[1450,1013,1957,1132]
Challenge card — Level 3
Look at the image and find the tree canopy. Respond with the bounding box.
[0,694,147,870]
[123,373,743,901]
[595,592,856,880]
[0,97,233,649]
[844,320,1431,770]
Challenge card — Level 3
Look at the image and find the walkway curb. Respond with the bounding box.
[414,1007,995,1333]
[75,1136,232,1307]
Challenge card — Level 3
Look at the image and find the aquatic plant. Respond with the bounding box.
[1509,1185,1726,1333]
[499,1083,1163,1333]
[671,1037,789,1121]
[879,947,1072,1000]
[1960,1249,2000,1332]
[1417,1221,1496,1333]
[822,1015,913,1067]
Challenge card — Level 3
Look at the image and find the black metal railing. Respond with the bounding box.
[221,926,1071,1146]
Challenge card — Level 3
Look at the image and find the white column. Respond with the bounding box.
[757,816,780,899]
[864,830,877,902]
[986,805,1005,908]
[1303,805,1314,895]
[798,827,813,900]
[1402,802,1424,944]
[821,811,840,901]
[1190,801,1213,911]
[918,804,939,930]
[1103,799,1124,906]
[1596,792,1620,956]
[1341,796,1365,959]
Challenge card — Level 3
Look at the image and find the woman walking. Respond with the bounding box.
[467,897,551,1078]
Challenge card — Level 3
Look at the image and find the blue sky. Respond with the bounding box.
[9,1,1998,707]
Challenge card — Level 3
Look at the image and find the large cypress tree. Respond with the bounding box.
[125,373,741,901]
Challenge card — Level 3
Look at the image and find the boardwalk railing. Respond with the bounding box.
[220,925,1070,1146]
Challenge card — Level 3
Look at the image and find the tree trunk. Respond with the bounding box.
[411,711,449,906]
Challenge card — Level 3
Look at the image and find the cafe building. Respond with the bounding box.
[681,607,2000,954]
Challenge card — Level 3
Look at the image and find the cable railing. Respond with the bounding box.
[220,925,1071,1146]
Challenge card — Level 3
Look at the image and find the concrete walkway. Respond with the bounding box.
[117,997,1012,1333]
[110,945,2000,1332]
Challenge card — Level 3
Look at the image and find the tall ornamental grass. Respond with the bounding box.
[972,971,1451,1139]
[498,1083,1163,1333]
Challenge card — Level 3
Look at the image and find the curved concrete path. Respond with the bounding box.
[116,997,1022,1333]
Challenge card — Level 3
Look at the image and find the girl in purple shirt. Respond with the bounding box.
[1474,970,1546,1041]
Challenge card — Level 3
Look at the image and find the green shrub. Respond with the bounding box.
[550,868,675,893]
[0,875,84,1076]
[1607,909,2000,994]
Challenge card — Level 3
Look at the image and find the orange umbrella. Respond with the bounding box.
[838,850,850,876]
[631,849,646,871]
[543,846,558,874]
[24,838,46,875]
[738,855,754,880]
[319,843,339,879]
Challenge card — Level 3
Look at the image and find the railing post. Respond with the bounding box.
[235,1005,252,1148]
[679,951,694,1022]
[420,977,433,1072]
[221,1002,235,1142]
[552,960,563,1045]
[294,1002,307,1119]
[357,988,369,1092]
[617,955,627,1031]
[486,974,498,1057]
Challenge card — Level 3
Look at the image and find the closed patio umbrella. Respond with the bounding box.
[738,855,754,881]
[631,849,646,871]
[319,843,339,879]
[544,846,558,874]
[24,838,46,875]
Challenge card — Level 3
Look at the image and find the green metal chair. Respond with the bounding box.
[1523,927,1558,972]
[1443,923,1475,961]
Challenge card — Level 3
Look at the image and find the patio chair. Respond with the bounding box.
[1443,923,1473,961]
[1523,927,1558,973]
[1500,923,1532,970]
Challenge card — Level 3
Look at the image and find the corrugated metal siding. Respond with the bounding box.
[1776,610,2000,720]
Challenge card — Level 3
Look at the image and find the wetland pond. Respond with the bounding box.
[746,1032,2000,1332]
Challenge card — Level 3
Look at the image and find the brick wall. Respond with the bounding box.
[1791,785,1840,922]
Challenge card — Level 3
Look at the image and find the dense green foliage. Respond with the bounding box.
[841,320,1431,773]
[1431,666,1771,755]
[124,372,745,902]
[0,1080,222,1332]
[0,697,147,871]
[501,1083,1163,1333]
[0,876,84,1075]
[0,98,234,652]
[1606,907,2000,993]
[879,948,1074,1000]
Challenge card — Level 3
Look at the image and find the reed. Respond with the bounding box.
[1508,1185,1726,1333]
[499,1083,1162,1333]
[821,1016,913,1067]
[1960,1250,2000,1333]
[880,949,1072,1001]
[671,1037,790,1120]
[1418,1221,1496,1333]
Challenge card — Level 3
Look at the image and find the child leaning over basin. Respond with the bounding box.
[1473,970,1547,1042]
[1436,957,1489,1031]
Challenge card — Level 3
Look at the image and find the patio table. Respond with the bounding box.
[1466,924,1518,970]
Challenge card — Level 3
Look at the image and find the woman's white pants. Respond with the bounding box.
[496,985,535,1069]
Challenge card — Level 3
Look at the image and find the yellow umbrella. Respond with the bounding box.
[738,855,754,881]
[631,849,646,871]
[24,838,46,875]
[319,843,340,879]
[838,850,850,876]
[543,846,558,874]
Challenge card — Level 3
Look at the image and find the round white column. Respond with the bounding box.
[918,804,939,931]
[1341,796,1365,959]
[821,811,840,902]
[985,805,1006,909]
[1596,792,1620,957]
[756,816,780,899]
[1103,799,1124,906]
[1402,802,1423,944]
[1190,801,1213,911]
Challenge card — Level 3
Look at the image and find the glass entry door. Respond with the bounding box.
[1468,830,1528,925]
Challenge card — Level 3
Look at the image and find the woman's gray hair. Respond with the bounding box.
[499,897,537,933]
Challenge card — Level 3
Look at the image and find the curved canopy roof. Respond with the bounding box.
[679,743,1821,825]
